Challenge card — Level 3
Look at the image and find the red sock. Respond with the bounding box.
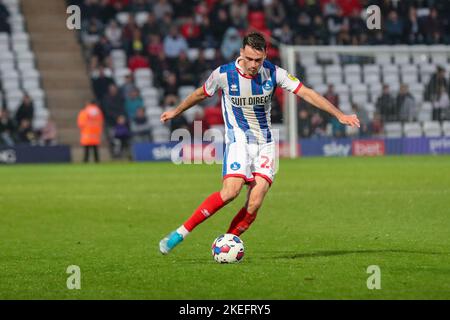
[228,208,258,236]
[183,192,225,232]
[227,207,247,234]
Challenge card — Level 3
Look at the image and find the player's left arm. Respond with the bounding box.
[296,85,360,128]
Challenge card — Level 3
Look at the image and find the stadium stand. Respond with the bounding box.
[7,0,444,155]
[0,0,50,145]
[66,0,450,148]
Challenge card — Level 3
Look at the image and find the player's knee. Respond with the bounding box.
[220,187,242,203]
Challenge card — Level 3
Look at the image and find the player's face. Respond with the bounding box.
[240,46,266,76]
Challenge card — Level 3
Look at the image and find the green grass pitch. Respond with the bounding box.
[0,156,449,299]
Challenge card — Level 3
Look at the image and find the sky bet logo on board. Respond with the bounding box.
[230,162,241,171]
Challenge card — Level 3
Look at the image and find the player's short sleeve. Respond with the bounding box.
[203,67,221,97]
[276,66,303,94]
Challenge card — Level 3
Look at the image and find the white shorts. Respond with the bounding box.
[222,141,276,185]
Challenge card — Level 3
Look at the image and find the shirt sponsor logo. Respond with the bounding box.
[262,80,273,91]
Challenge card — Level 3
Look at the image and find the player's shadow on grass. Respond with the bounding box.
[276,249,449,259]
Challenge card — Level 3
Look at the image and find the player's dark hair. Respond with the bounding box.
[242,32,266,52]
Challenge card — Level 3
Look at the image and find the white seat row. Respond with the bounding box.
[384,121,450,138]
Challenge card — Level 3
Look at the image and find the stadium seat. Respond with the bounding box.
[326,74,342,85]
[442,121,450,136]
[187,48,199,61]
[384,122,402,138]
[333,84,349,95]
[352,93,368,105]
[375,53,392,65]
[116,12,130,25]
[312,84,327,95]
[393,53,410,65]
[338,93,350,104]
[306,74,323,86]
[431,53,448,65]
[135,12,149,27]
[350,83,368,94]
[178,86,195,100]
[423,121,442,137]
[403,122,423,137]
[298,53,316,66]
[305,65,322,77]
[203,48,215,60]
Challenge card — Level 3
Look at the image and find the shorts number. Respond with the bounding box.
[261,156,273,169]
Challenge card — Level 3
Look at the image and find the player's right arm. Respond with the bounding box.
[160,87,208,123]
[161,67,221,123]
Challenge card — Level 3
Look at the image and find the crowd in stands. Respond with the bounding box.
[64,0,450,151]
[0,94,57,146]
[0,0,56,147]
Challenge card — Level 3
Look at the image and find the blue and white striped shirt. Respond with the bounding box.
[203,58,303,144]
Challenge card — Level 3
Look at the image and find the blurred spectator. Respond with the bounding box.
[101,84,126,128]
[15,94,34,125]
[39,117,58,146]
[221,27,242,61]
[163,26,188,61]
[77,102,104,163]
[423,7,443,44]
[275,23,294,44]
[130,0,151,13]
[122,15,138,43]
[371,113,383,137]
[397,84,417,122]
[125,88,144,119]
[324,84,339,107]
[141,12,161,36]
[264,0,286,30]
[176,51,195,86]
[17,119,36,145]
[298,108,311,138]
[105,20,123,48]
[112,115,131,159]
[0,0,10,33]
[310,111,327,137]
[92,36,113,65]
[404,7,421,44]
[351,103,370,137]
[229,0,248,30]
[0,109,15,146]
[432,86,450,122]
[163,72,179,98]
[128,50,150,72]
[330,116,345,138]
[385,11,404,44]
[425,66,448,102]
[211,8,229,41]
[131,107,152,142]
[120,73,137,99]
[146,34,163,65]
[311,16,328,45]
[153,0,173,21]
[180,16,201,46]
[91,65,115,101]
[376,84,398,122]
[126,28,144,55]
[152,51,171,87]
